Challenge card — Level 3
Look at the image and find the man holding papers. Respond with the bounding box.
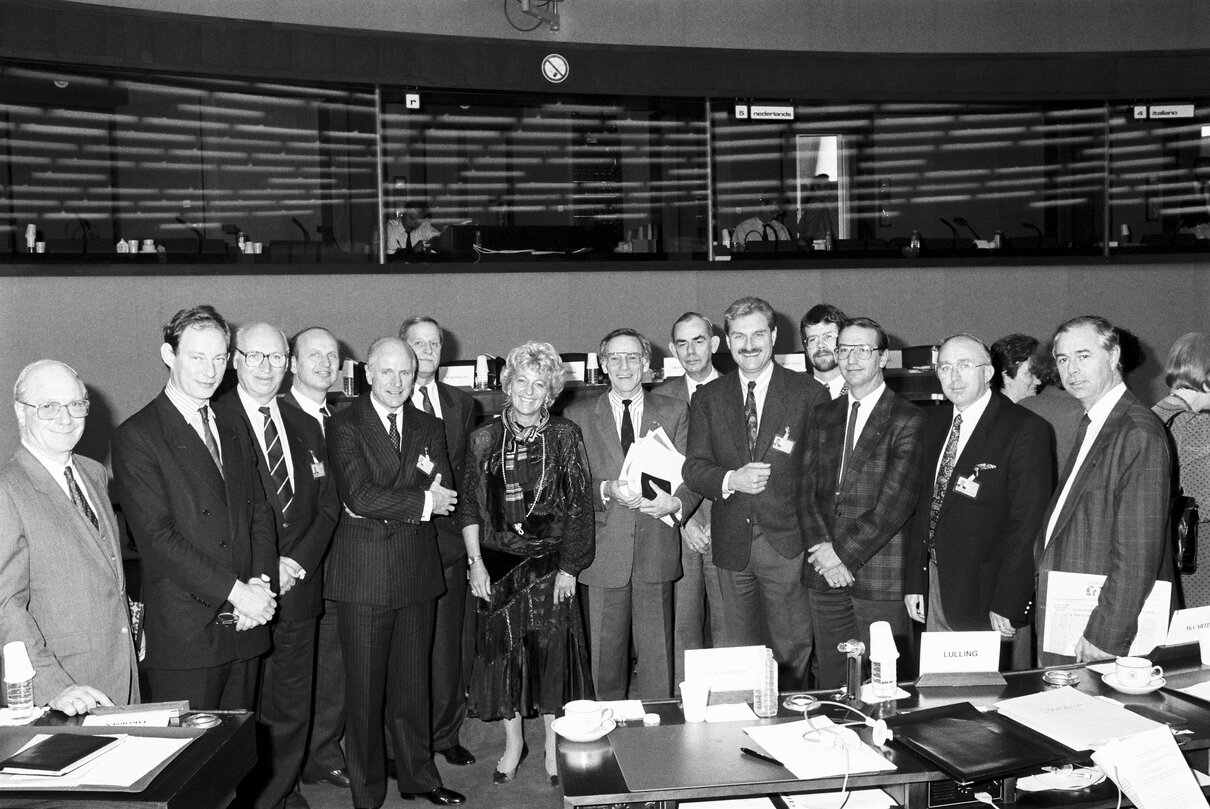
[1037,315,1171,663]
[567,328,699,700]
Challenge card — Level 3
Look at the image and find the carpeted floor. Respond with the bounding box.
[299,717,565,809]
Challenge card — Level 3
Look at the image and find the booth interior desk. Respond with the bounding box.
[556,644,1210,809]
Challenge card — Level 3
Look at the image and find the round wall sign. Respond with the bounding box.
[542,54,569,84]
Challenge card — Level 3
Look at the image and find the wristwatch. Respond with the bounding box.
[467,555,482,568]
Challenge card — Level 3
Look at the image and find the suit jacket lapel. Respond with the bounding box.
[16,449,114,576]
[359,396,404,480]
[840,388,891,495]
[593,395,626,470]
[935,395,997,525]
[753,369,787,461]
[1045,393,1131,545]
[154,393,226,502]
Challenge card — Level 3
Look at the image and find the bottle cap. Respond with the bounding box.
[3,641,34,682]
[869,620,898,662]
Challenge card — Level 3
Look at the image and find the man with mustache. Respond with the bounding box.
[800,303,848,400]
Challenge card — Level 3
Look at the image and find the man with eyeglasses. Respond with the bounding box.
[567,328,699,700]
[399,315,477,769]
[903,335,1053,668]
[684,297,824,689]
[800,303,848,400]
[655,312,725,683]
[801,316,924,689]
[214,323,339,809]
[0,360,138,715]
[112,305,277,710]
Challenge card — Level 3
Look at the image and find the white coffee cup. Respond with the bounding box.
[679,680,710,722]
[562,699,612,733]
[1115,656,1163,686]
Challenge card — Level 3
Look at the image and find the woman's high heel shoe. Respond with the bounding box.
[492,742,529,784]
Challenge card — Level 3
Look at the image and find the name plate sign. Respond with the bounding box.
[918,631,1001,675]
[684,645,767,693]
[1167,605,1210,645]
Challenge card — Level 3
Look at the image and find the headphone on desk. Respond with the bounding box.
[782,695,895,746]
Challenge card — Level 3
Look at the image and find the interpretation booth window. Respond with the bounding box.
[1,59,1208,266]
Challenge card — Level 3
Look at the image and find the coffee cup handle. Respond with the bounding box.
[1152,665,1164,680]
[600,707,613,722]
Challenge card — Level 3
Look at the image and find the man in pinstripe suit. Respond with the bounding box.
[801,317,925,689]
[1036,316,1171,664]
[326,337,464,809]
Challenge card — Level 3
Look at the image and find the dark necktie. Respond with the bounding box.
[199,405,224,477]
[928,413,963,542]
[320,405,332,436]
[744,381,759,459]
[387,411,401,455]
[839,400,860,486]
[63,466,98,530]
[1057,413,1092,488]
[419,385,436,417]
[620,399,635,457]
[260,406,294,515]
[762,223,776,241]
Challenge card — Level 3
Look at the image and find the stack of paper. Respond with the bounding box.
[995,686,1162,751]
[620,427,685,527]
[1091,725,1210,809]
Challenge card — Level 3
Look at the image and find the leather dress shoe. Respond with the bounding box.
[300,768,350,788]
[399,786,466,805]
[436,744,476,766]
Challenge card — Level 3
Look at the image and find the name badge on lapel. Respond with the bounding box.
[416,448,435,476]
[954,463,995,499]
[309,451,326,479]
[771,426,795,454]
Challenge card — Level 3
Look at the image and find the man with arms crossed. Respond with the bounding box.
[1036,315,1171,664]
[801,317,924,688]
[654,312,726,682]
[215,323,339,809]
[684,296,824,687]
[112,305,277,708]
[0,360,138,714]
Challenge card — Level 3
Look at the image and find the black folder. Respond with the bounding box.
[884,702,1072,785]
[0,733,121,776]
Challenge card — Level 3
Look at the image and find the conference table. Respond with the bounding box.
[0,711,255,809]
[557,644,1210,809]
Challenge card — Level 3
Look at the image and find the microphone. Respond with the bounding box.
[291,218,311,244]
[1022,222,1044,248]
[175,216,204,252]
[939,218,959,247]
[953,216,981,241]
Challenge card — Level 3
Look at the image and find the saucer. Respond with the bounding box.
[552,716,616,743]
[1102,672,1165,695]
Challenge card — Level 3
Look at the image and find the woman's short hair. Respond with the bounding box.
[501,341,566,405]
[990,334,1039,390]
[1165,332,1210,392]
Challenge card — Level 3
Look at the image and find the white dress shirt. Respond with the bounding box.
[844,381,887,448]
[818,373,846,401]
[369,395,433,521]
[722,362,777,496]
[22,442,98,516]
[933,388,992,480]
[237,387,295,490]
[684,367,719,400]
[287,385,330,435]
[165,381,221,464]
[411,379,444,420]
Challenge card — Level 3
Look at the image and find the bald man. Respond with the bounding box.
[0,360,138,714]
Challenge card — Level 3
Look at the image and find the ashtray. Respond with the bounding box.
[1042,669,1080,686]
[782,693,818,712]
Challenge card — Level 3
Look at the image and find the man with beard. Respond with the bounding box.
[800,303,847,400]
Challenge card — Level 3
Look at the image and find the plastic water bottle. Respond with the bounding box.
[753,648,778,717]
[3,641,35,718]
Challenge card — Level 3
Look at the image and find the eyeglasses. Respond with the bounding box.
[18,399,89,420]
[236,348,288,368]
[837,345,879,360]
[806,333,839,347]
[937,361,989,376]
[408,339,442,354]
[605,352,644,368]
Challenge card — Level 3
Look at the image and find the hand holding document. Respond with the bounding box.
[1041,571,1170,657]
[620,427,685,526]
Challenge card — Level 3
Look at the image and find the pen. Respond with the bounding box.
[740,747,783,767]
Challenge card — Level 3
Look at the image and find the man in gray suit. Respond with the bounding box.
[567,328,700,700]
[655,312,726,684]
[0,360,138,714]
[1036,315,1171,664]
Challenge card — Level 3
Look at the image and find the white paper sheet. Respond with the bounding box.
[1042,571,1170,657]
[995,686,1162,751]
[620,427,686,527]
[1091,725,1210,809]
[918,631,1002,675]
[743,718,897,781]
[706,702,758,723]
[685,646,768,693]
[783,789,896,808]
[83,710,173,727]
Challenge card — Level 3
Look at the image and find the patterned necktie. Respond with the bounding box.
[1057,413,1092,488]
[419,385,436,417]
[928,413,963,541]
[621,399,635,457]
[839,400,860,486]
[744,381,759,459]
[198,405,224,477]
[838,383,850,400]
[387,411,401,455]
[63,466,98,530]
[260,406,294,515]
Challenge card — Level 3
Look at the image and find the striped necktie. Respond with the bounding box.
[199,405,224,478]
[64,466,99,530]
[260,406,293,514]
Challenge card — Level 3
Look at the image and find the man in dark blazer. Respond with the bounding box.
[0,360,138,714]
[568,328,701,700]
[904,335,1054,659]
[1036,316,1171,664]
[214,322,339,809]
[399,315,477,767]
[801,317,924,689]
[326,337,463,809]
[285,326,353,791]
[112,305,277,710]
[684,297,824,688]
[654,312,725,684]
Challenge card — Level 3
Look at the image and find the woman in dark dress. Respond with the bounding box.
[459,341,595,787]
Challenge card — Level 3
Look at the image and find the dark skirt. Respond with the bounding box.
[466,547,593,721]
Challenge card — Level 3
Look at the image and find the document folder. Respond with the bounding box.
[884,702,1071,785]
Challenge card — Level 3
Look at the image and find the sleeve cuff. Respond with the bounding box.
[421,491,434,522]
